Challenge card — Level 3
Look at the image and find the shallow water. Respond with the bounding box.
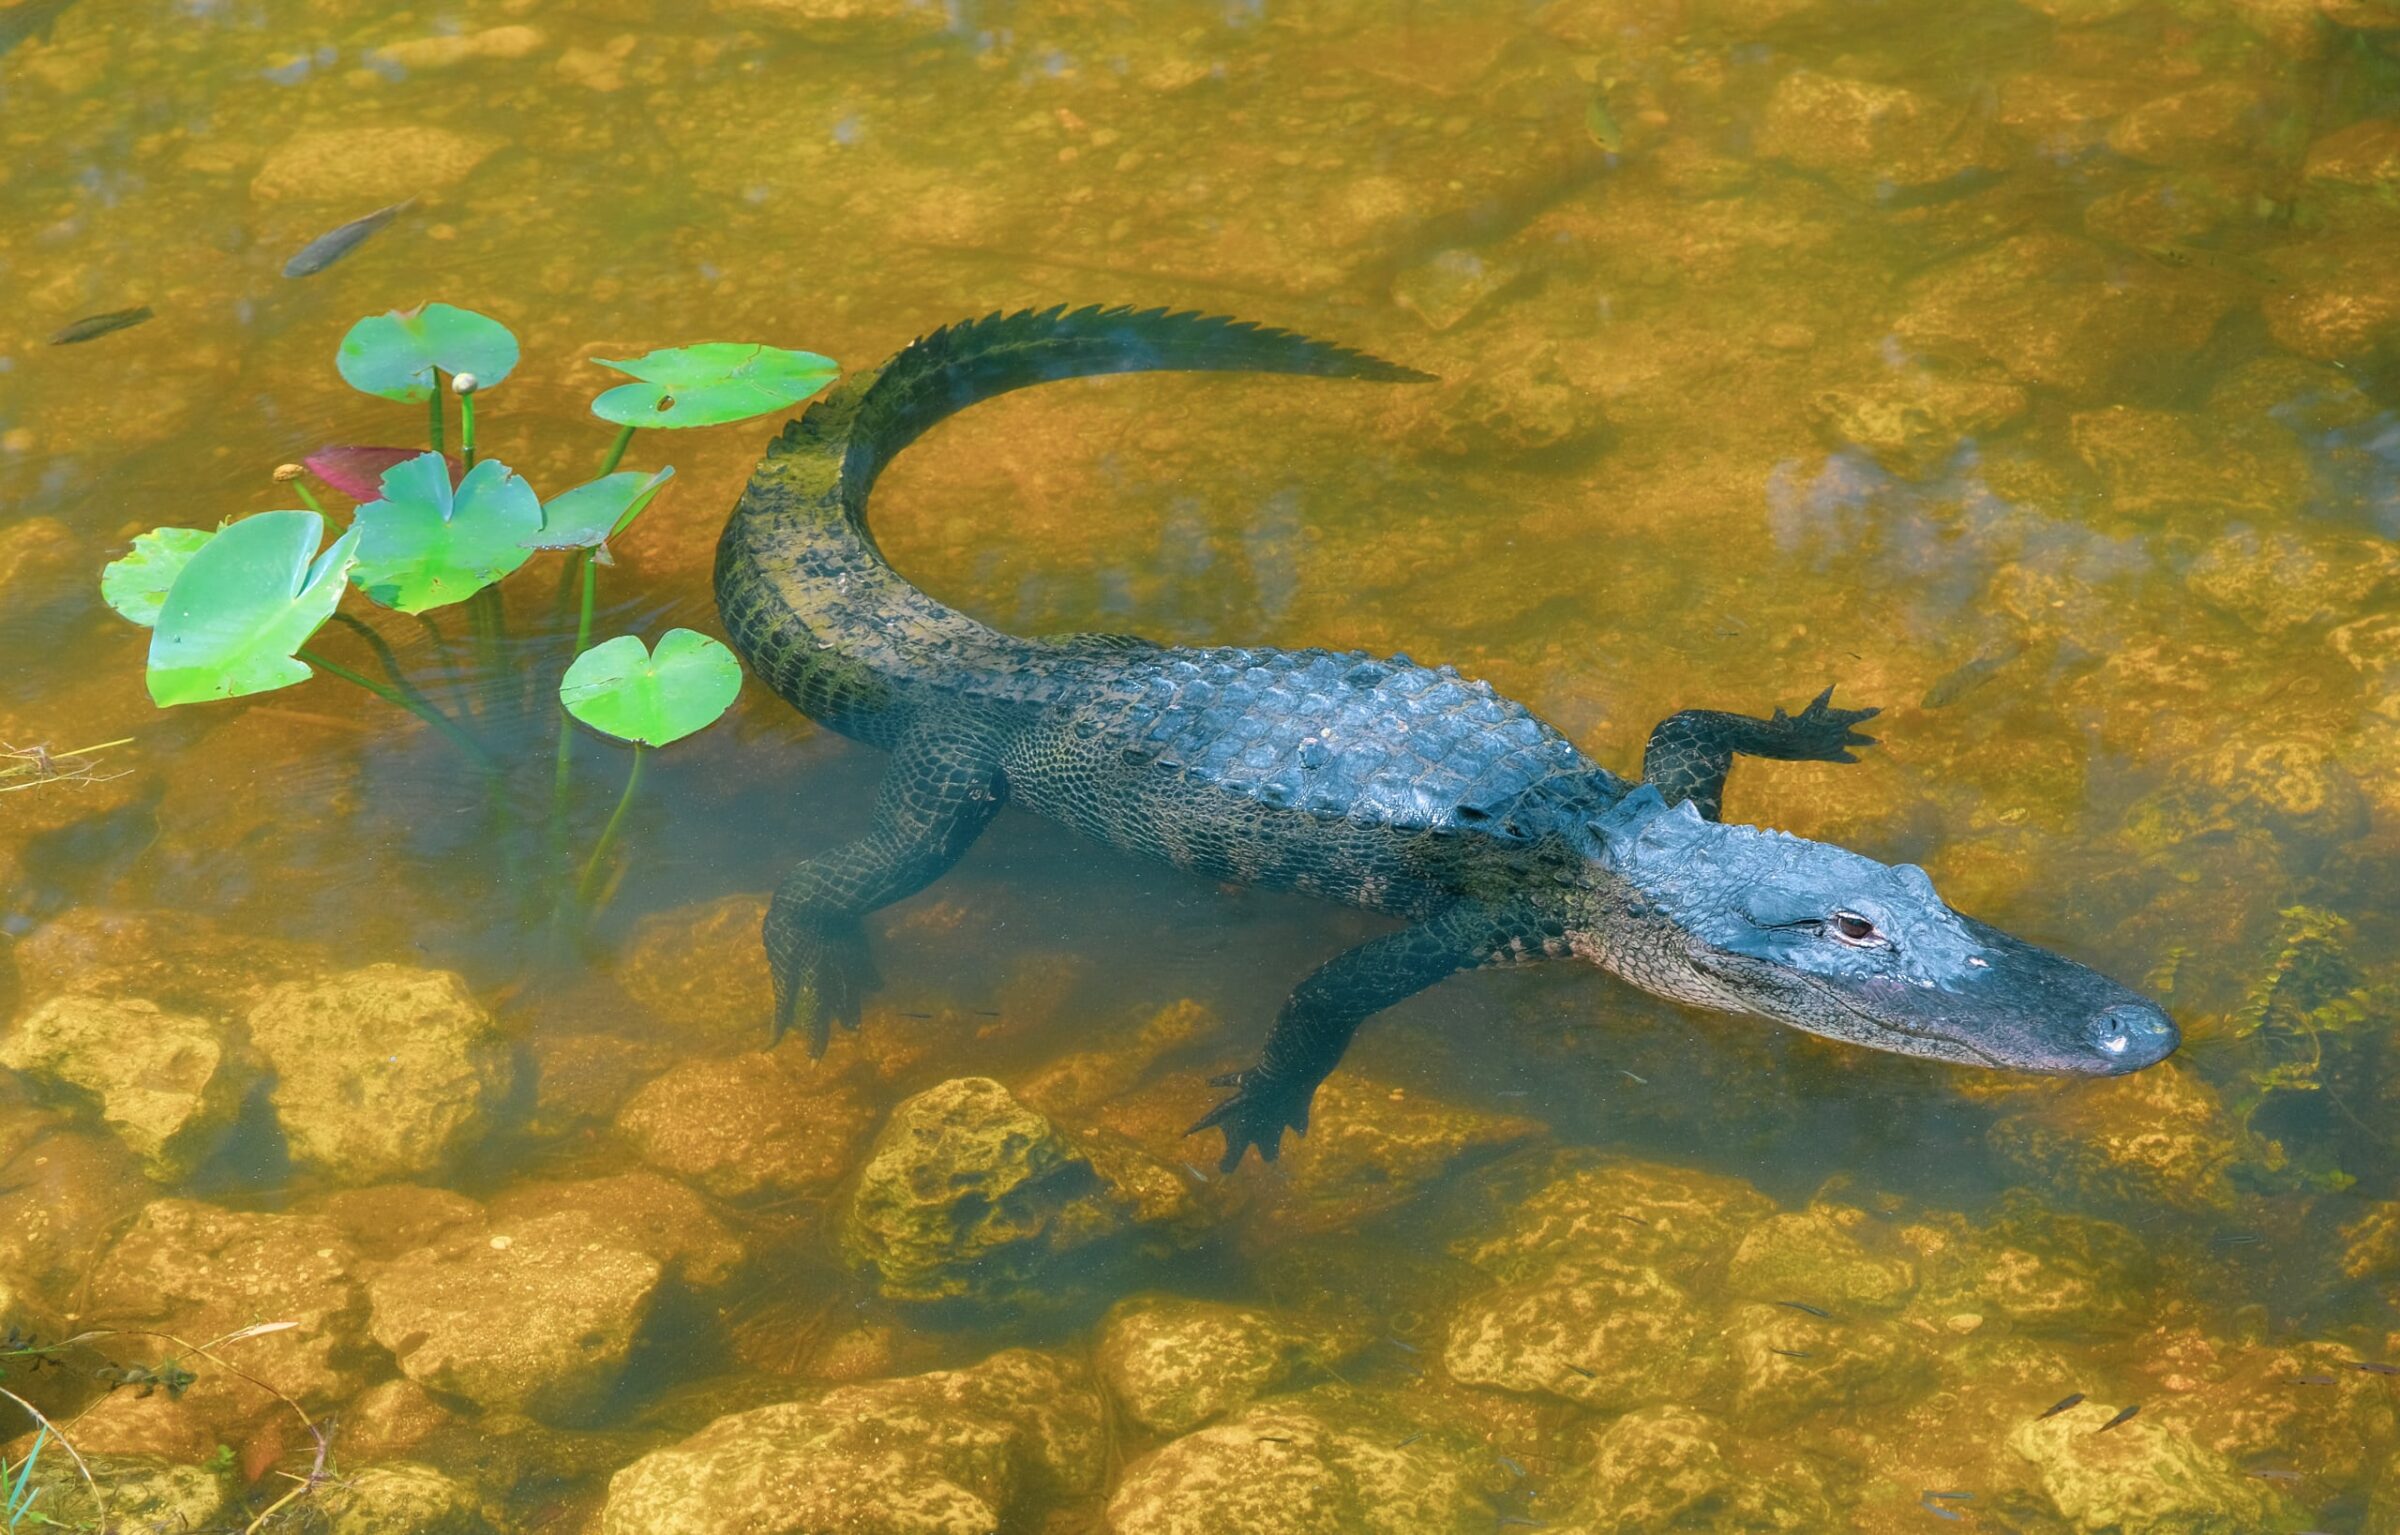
[2,0,2399,1530]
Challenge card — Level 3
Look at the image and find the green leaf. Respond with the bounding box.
[559,628,741,747]
[528,466,676,557]
[337,303,520,402]
[351,452,543,613]
[589,342,837,428]
[146,512,360,707]
[102,527,216,627]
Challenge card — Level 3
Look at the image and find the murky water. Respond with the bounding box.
[3,0,2398,1529]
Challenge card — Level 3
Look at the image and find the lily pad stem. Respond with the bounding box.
[574,741,644,908]
[597,423,635,476]
[274,465,325,517]
[458,392,478,470]
[548,550,600,872]
[299,647,496,770]
[426,377,445,454]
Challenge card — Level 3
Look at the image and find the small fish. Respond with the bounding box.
[2210,1232,2265,1248]
[2036,1393,2084,1419]
[1177,1162,1210,1183]
[1497,1453,1527,1478]
[2098,1404,2140,1432]
[2348,1361,2400,1376]
[2247,1469,2303,1483]
[896,1010,933,1019]
[1925,1492,1974,1502]
[1918,1496,1961,1523]
[1619,1069,1648,1084]
[1254,1434,1293,1444]
[2294,1374,2338,1386]
[1769,1348,1814,1359]
[1777,1301,1832,1318]
[281,198,415,278]
[1564,1363,1597,1379]
[48,305,152,344]
[1611,1213,1649,1227]
[1583,89,1624,154]
[973,1009,1001,1017]
[1383,1336,1420,1355]
[1496,1520,1547,1531]
[1920,641,2024,709]
[1394,1432,1423,1449]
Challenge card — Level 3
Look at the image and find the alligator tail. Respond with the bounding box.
[715,304,1430,738]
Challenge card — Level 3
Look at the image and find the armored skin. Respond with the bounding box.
[715,306,2178,1170]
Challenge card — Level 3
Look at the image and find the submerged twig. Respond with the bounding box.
[0,738,134,793]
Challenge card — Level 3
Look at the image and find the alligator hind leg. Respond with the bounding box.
[1191,900,1549,1171]
[764,727,1005,1054]
[1641,686,1879,822]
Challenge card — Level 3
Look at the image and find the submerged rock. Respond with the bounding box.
[2263,231,2400,364]
[1450,1150,1776,1283]
[1723,1299,1933,1428]
[2008,1406,2278,1532]
[1106,1387,1493,1535]
[0,994,251,1181]
[2299,115,2400,230]
[598,1348,1102,1535]
[1988,1066,2241,1213]
[488,1171,744,1290]
[246,964,512,1186]
[1807,367,2028,477]
[0,1130,148,1298]
[250,126,501,202]
[1556,1405,1837,1532]
[366,1209,663,1422]
[842,1076,1197,1308]
[341,1379,459,1461]
[2184,527,2400,633]
[1390,247,1525,333]
[1096,1294,1358,1435]
[1724,1207,1917,1311]
[616,1048,874,1201]
[1759,71,2002,196]
[308,1461,501,1535]
[1268,1074,1543,1236]
[615,893,772,1053]
[19,1454,232,1534]
[1442,1258,1718,1409]
[10,907,318,1021]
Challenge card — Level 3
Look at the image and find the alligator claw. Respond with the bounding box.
[764,912,881,1057]
[1773,686,1881,765]
[1188,1069,1315,1172]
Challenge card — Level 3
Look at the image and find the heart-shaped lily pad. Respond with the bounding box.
[589,343,837,428]
[304,444,464,502]
[559,628,741,747]
[337,303,519,403]
[350,451,542,613]
[527,466,676,558]
[103,526,216,627]
[146,511,361,707]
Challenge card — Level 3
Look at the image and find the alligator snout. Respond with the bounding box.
[2086,1001,2178,1073]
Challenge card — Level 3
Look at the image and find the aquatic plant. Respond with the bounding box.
[96,303,836,935]
[2216,906,2386,1193]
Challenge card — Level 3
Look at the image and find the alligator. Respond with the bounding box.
[715,305,2180,1170]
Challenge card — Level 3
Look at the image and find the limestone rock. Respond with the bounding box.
[1268,1074,1543,1235]
[1557,1405,1837,1532]
[616,1049,874,1201]
[1106,1387,1492,1535]
[2185,527,2399,632]
[1895,230,2237,399]
[525,1030,675,1135]
[0,994,250,1180]
[2070,405,2304,522]
[368,26,544,72]
[1398,341,1607,459]
[296,1184,485,1262]
[615,893,770,1052]
[2264,232,2400,364]
[251,126,501,202]
[1723,1301,1932,1428]
[2105,81,2276,166]
[1442,1259,1717,1408]
[2008,1407,2278,1532]
[1723,1208,1916,1310]
[366,1209,662,1422]
[1808,368,2029,476]
[707,0,952,32]
[842,1076,1196,1307]
[1451,1150,1776,1283]
[488,1171,743,1289]
[20,1454,232,1534]
[309,1461,501,1535]
[246,964,512,1186]
[1760,71,2001,195]
[1017,998,1217,1118]
[1096,1294,1357,1435]
[0,1130,147,1297]
[1988,1066,2240,1213]
[86,1200,372,1426]
[10,907,318,1020]
[1390,248,1525,333]
[2300,114,2400,229]
[598,1348,1102,1535]
[341,1379,458,1460]
[1910,1200,2152,1333]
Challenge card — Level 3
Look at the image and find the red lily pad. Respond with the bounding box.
[304,445,465,502]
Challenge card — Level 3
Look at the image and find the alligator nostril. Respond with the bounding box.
[2089,1002,2177,1067]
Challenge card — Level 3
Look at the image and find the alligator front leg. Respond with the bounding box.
[764,726,1006,1054]
[1640,685,1879,822]
[1191,900,1548,1171]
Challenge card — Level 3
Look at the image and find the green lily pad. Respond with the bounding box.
[589,343,837,428]
[559,628,741,747]
[102,526,216,627]
[351,452,542,613]
[528,466,676,559]
[337,303,519,403]
[146,511,361,707]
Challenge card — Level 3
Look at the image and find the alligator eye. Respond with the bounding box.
[1830,912,1880,944]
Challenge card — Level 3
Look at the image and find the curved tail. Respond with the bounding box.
[715,305,1431,739]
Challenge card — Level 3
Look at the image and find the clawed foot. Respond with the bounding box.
[1187,1069,1317,1173]
[764,910,882,1057]
[1772,686,1880,763]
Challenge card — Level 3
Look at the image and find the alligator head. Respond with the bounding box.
[1573,786,2177,1075]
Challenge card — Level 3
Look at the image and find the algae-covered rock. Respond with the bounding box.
[616,1048,875,1201]
[1390,247,1525,333]
[598,1348,1101,1535]
[2263,231,2400,364]
[842,1076,1193,1307]
[1722,1300,1933,1428]
[2008,1406,2280,1532]
[246,964,512,1186]
[2299,115,2400,230]
[1268,1074,1543,1236]
[20,1453,232,1534]
[1106,1387,1493,1535]
[1016,998,1217,1118]
[1760,70,2002,195]
[1808,368,2028,477]
[8,908,321,1021]
[615,893,772,1052]
[1096,1294,1358,1435]
[367,1209,662,1422]
[2105,80,2277,167]
[1395,341,1607,459]
[1450,1149,1777,1283]
[1909,1198,2152,1333]
[0,1130,148,1298]
[296,1184,485,1263]
[1442,1259,1717,1408]
[2185,528,2399,633]
[1723,1207,1916,1311]
[87,1199,372,1423]
[0,994,250,1181]
[342,1379,458,1460]
[311,1461,502,1535]
[1555,1405,1836,1532]
[1988,1067,2240,1213]
[488,1171,744,1289]
[250,125,501,202]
